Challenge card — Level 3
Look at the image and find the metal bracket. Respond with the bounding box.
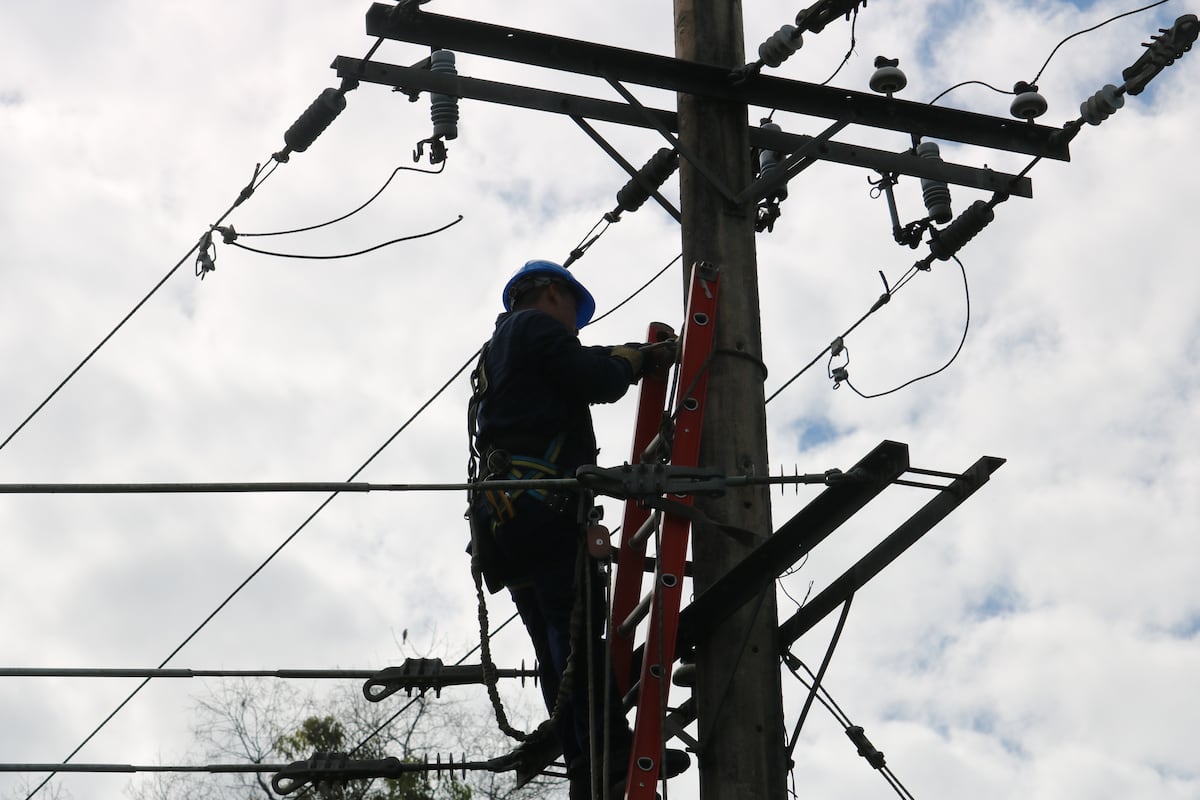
[603,75,741,206]
[571,115,682,223]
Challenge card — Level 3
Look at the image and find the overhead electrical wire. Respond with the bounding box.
[224,215,464,260]
[588,253,682,326]
[236,161,446,238]
[0,9,421,464]
[782,655,917,800]
[22,349,480,800]
[841,255,970,399]
[0,159,276,458]
[1030,0,1173,85]
[928,0,1174,105]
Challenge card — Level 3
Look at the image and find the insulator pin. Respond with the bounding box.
[758,25,802,68]
[929,199,994,261]
[429,49,459,140]
[1079,84,1124,126]
[916,141,952,225]
[614,148,679,215]
[283,88,347,154]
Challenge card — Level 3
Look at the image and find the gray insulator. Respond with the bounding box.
[869,57,907,95]
[1080,84,1124,126]
[1010,89,1048,120]
[930,200,994,261]
[615,148,679,213]
[869,66,907,94]
[758,25,801,68]
[284,88,347,153]
[916,141,953,225]
[429,49,459,140]
[758,121,788,201]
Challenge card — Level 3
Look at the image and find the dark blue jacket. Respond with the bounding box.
[476,309,636,471]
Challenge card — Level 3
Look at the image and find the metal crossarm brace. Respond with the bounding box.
[361,4,1069,160]
[610,321,676,696]
[622,440,907,688]
[675,440,909,653]
[623,262,720,800]
[778,453,1006,647]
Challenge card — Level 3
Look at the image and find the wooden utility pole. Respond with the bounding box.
[673,1,788,797]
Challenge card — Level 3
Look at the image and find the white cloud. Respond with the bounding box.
[1,1,1197,799]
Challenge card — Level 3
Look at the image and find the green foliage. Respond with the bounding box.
[274,714,471,800]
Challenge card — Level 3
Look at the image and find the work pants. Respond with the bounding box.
[493,494,633,775]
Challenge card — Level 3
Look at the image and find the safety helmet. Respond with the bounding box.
[502,259,596,329]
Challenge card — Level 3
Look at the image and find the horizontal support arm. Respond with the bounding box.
[332,57,1033,197]
[363,4,1069,160]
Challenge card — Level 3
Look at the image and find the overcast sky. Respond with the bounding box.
[2,1,1198,799]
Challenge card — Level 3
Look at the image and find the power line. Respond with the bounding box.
[225,215,464,260]
[0,158,276,458]
[27,239,710,796]
[843,255,971,399]
[236,161,446,238]
[927,0,1174,105]
[22,348,481,800]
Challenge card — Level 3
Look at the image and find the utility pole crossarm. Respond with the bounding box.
[362,3,1069,160]
[332,56,1034,197]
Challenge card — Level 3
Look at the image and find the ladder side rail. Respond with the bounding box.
[610,322,676,696]
[624,264,719,800]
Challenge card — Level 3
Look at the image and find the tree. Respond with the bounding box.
[126,673,559,800]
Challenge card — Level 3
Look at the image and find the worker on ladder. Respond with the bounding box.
[467,259,685,799]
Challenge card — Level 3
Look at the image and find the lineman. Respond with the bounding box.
[467,260,686,798]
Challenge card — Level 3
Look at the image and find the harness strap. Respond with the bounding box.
[482,433,569,521]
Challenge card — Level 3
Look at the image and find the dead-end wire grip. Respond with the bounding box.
[362,657,538,702]
[575,463,727,500]
[272,750,518,795]
[272,752,401,795]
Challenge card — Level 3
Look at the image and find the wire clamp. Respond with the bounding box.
[272,752,402,795]
[195,231,217,279]
[576,463,727,500]
[413,137,448,164]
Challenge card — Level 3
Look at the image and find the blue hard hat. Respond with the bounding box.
[502,259,596,329]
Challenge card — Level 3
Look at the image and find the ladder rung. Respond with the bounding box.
[628,510,662,549]
[642,556,693,577]
[641,425,674,463]
[618,589,654,639]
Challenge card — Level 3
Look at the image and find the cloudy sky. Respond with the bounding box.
[2,1,1197,798]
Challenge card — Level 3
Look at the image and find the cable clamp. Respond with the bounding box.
[845,725,887,770]
[575,463,727,500]
[272,752,402,795]
[214,225,237,244]
[195,231,217,279]
[413,137,448,164]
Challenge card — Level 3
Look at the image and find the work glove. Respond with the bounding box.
[640,337,678,378]
[610,345,645,378]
